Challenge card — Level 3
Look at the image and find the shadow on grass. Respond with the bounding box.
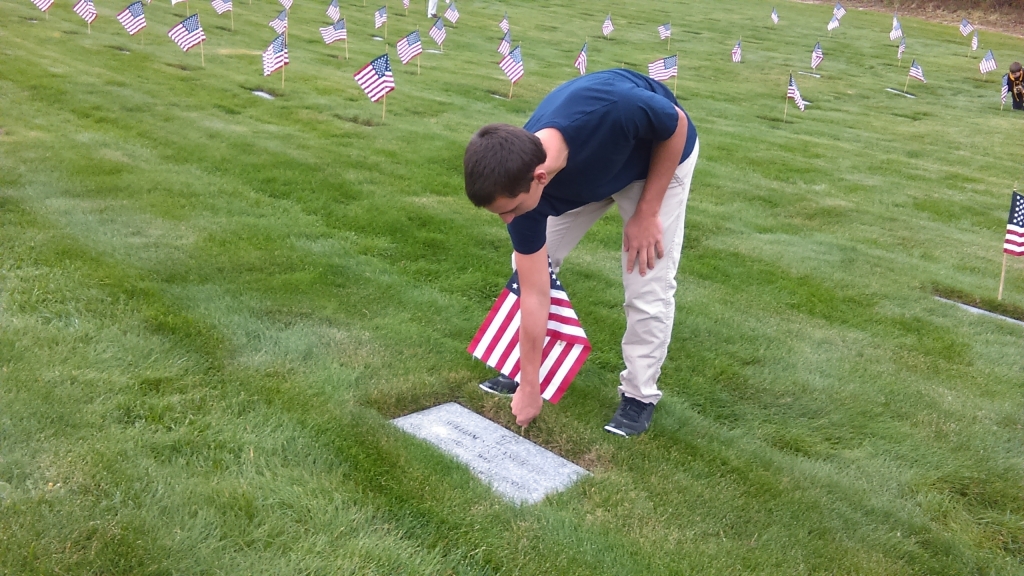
[932,284,1024,323]
[332,113,380,127]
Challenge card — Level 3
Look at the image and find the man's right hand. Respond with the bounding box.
[511,384,543,427]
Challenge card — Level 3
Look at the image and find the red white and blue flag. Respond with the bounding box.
[788,74,805,111]
[117,1,147,34]
[31,0,54,13]
[908,59,925,82]
[444,2,458,23]
[269,10,288,34]
[811,41,823,69]
[771,7,778,24]
[468,268,592,404]
[827,15,839,31]
[980,50,997,74]
[429,17,446,45]
[890,20,902,41]
[263,34,288,76]
[574,42,587,75]
[602,14,613,36]
[833,2,846,18]
[658,22,671,40]
[397,29,422,64]
[73,0,97,23]
[278,0,291,9]
[648,55,677,81]
[497,30,511,56]
[168,14,205,51]
[959,18,974,36]
[731,40,741,63]
[1003,74,1010,105]
[499,12,509,33]
[1005,192,1024,256]
[971,30,978,51]
[211,0,231,15]
[320,19,346,43]
[898,37,905,60]
[354,53,395,102]
[375,6,387,28]
[500,45,524,83]
[326,0,339,22]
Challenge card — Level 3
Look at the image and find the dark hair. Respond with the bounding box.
[464,123,546,207]
[1012,62,1022,74]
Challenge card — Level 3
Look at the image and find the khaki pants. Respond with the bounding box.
[541,139,699,405]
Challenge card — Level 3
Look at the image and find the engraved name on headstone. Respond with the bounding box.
[392,402,590,505]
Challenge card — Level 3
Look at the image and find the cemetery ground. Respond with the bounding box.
[3,0,1024,573]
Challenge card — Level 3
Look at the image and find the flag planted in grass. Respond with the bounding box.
[211,0,230,14]
[278,0,291,9]
[428,17,445,46]
[731,40,741,63]
[326,0,339,22]
[771,7,778,24]
[833,1,846,18]
[602,14,613,36]
[31,0,54,13]
[658,23,671,40]
[262,34,288,76]
[971,31,978,51]
[374,6,387,29]
[648,54,677,81]
[354,53,394,102]
[73,0,97,23]
[320,18,346,43]
[499,12,508,33]
[396,29,422,64]
[788,74,805,111]
[443,2,458,23]
[811,42,823,69]
[1003,74,1010,105]
[574,42,587,75]
[468,269,592,404]
[269,10,287,34]
[497,30,511,55]
[117,2,146,34]
[168,14,205,51]
[898,37,905,60]
[500,45,524,83]
[890,20,902,41]
[980,50,997,74]
[1004,192,1024,256]
[827,16,839,31]
[959,18,974,36]
[908,59,925,82]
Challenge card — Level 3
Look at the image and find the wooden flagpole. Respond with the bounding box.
[185,0,189,15]
[903,74,911,94]
[999,253,1008,299]
[509,80,514,99]
[382,94,387,120]
[230,8,234,31]
[88,21,91,33]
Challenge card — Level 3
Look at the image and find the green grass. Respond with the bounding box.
[3,0,1024,573]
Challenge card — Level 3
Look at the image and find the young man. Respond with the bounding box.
[463,68,699,436]
[1009,62,1024,111]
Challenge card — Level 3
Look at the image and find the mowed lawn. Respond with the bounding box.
[3,0,1024,572]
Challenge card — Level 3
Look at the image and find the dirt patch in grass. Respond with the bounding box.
[932,284,1024,323]
[166,63,191,71]
[333,113,380,127]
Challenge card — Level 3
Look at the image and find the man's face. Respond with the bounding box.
[484,171,546,224]
[1012,69,1022,80]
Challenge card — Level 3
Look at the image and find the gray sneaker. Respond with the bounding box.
[479,374,518,396]
[603,395,655,437]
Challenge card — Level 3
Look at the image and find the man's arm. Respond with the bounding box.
[622,106,689,276]
[511,246,550,427]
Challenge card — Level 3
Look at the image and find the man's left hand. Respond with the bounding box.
[623,212,664,276]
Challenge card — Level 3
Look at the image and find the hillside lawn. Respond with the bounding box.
[3,0,1024,573]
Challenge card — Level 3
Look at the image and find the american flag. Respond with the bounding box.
[326,0,339,22]
[980,50,997,74]
[499,12,509,33]
[787,74,805,111]
[602,14,613,36]
[397,29,422,64]
[429,17,445,45]
[171,0,184,6]
[971,31,978,51]
[811,41,823,69]
[574,42,587,75]
[771,7,778,24]
[497,30,511,56]
[353,53,395,102]
[211,0,231,14]
[278,0,291,9]
[73,0,97,23]
[262,34,288,76]
[833,1,846,18]
[959,18,974,36]
[320,19,346,43]
[908,59,925,82]
[648,55,677,81]
[269,10,287,34]
[168,14,205,51]
[375,6,387,28]
[827,16,839,31]
[898,37,905,60]
[890,20,902,41]
[116,1,146,34]
[402,0,408,10]
[1003,74,1010,104]
[467,268,592,404]
[731,40,741,63]
[658,23,671,40]
[1005,192,1024,256]
[499,45,524,83]
[31,0,54,12]
[444,2,458,23]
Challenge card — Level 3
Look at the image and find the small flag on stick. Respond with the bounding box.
[73,0,97,24]
[497,30,511,56]
[499,12,509,33]
[168,14,205,51]
[731,40,741,63]
[500,45,524,84]
[574,41,587,75]
[648,55,677,81]
[602,14,613,37]
[980,50,997,74]
[890,20,903,41]
[375,6,387,29]
[1002,74,1009,108]
[787,74,805,111]
[117,1,147,34]
[262,34,288,76]
[771,7,778,24]
[827,16,839,31]
[959,18,974,36]
[811,41,823,69]
[31,0,54,13]
[428,17,445,46]
[278,0,291,9]
[327,0,340,22]
[898,37,906,62]
[971,30,979,51]
[269,10,287,34]
[658,22,671,40]
[397,29,422,64]
[833,2,846,18]
[999,190,1024,299]
[443,2,458,23]
[354,53,395,102]
[211,0,231,14]
[320,18,347,43]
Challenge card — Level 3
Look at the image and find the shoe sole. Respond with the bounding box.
[603,424,632,437]
[479,383,516,397]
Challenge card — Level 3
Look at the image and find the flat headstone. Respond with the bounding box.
[798,71,821,77]
[252,90,275,99]
[424,49,444,53]
[935,296,1024,327]
[392,402,590,505]
[885,88,916,98]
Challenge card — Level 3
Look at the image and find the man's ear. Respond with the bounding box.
[533,166,549,186]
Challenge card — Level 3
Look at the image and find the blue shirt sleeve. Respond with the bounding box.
[620,88,679,143]
[507,210,548,255]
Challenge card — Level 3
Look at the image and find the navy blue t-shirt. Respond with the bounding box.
[507,69,697,255]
